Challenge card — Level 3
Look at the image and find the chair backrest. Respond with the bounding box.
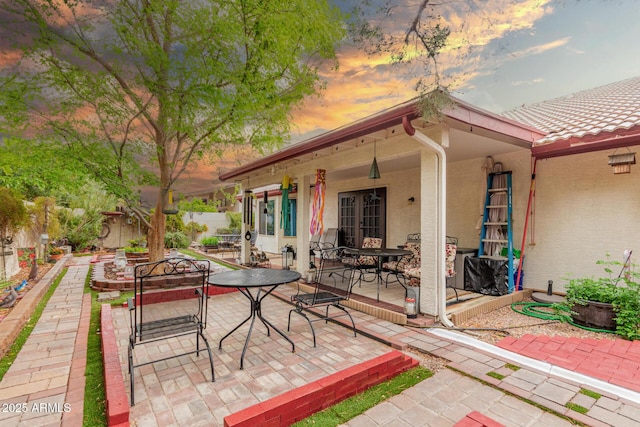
[446,236,458,278]
[132,258,210,342]
[310,233,321,246]
[358,237,383,266]
[311,246,358,303]
[406,233,421,242]
[319,228,338,249]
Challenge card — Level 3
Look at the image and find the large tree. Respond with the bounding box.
[0,0,345,261]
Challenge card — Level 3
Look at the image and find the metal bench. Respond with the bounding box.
[127,258,214,405]
[288,246,357,347]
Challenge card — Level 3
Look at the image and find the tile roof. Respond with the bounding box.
[502,76,640,145]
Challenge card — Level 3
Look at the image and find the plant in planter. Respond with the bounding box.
[48,247,65,260]
[200,236,220,248]
[555,258,640,340]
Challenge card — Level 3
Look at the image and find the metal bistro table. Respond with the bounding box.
[209,268,301,369]
[344,247,412,301]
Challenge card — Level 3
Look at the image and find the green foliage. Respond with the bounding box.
[179,198,217,213]
[164,231,189,249]
[200,236,220,246]
[165,214,186,233]
[0,138,96,202]
[486,371,505,380]
[27,196,61,242]
[48,247,64,255]
[0,187,28,241]
[0,0,347,259]
[580,388,601,400]
[122,246,147,253]
[84,266,107,426]
[565,402,588,414]
[128,237,147,248]
[293,366,432,426]
[556,257,640,340]
[226,212,242,232]
[56,182,117,251]
[185,221,208,239]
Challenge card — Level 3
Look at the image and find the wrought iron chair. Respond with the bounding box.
[127,258,214,405]
[288,246,358,347]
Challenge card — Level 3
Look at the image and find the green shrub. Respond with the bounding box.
[555,257,640,340]
[123,246,147,253]
[200,236,220,246]
[164,231,190,249]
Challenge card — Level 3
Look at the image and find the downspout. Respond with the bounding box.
[403,117,454,327]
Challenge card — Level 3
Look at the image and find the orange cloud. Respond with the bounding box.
[290,0,556,136]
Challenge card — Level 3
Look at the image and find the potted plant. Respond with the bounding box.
[200,236,220,250]
[555,258,640,340]
[48,247,65,261]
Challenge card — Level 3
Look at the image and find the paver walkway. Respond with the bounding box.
[2,255,640,427]
[497,334,640,392]
[0,256,90,427]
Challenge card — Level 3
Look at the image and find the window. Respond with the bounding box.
[259,200,275,235]
[284,198,297,237]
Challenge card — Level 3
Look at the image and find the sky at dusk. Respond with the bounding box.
[175,0,640,194]
[289,0,640,141]
[3,1,640,197]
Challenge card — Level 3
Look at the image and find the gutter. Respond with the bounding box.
[403,116,455,328]
[532,132,640,159]
[219,94,540,182]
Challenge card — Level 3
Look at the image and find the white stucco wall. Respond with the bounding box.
[522,150,640,292]
[447,151,531,251]
[322,167,422,246]
[185,212,232,239]
[448,149,640,293]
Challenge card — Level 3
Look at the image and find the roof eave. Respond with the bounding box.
[532,128,640,159]
[219,96,545,182]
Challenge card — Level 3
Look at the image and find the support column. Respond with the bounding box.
[420,150,439,316]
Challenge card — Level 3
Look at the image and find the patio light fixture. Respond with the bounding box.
[608,150,636,174]
[368,141,381,180]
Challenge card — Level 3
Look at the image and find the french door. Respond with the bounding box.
[338,188,386,248]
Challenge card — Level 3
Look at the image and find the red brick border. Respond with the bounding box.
[102,288,417,427]
[101,304,130,427]
[454,411,506,427]
[223,350,419,427]
[61,293,92,427]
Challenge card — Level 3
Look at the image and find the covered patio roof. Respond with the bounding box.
[218,95,545,183]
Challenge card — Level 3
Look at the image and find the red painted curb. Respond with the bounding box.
[101,304,130,427]
[223,350,418,427]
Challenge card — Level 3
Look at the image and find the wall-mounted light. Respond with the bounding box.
[263,191,268,214]
[608,151,636,174]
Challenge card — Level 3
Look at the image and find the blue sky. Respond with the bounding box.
[290,0,640,139]
[462,0,640,112]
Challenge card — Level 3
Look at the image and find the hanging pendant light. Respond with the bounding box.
[368,142,381,179]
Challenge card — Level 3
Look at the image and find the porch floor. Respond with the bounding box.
[210,250,518,326]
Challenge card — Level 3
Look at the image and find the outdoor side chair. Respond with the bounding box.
[288,246,358,347]
[127,258,214,406]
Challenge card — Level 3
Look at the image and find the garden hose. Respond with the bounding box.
[511,301,615,334]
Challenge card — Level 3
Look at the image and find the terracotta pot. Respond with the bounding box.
[571,300,616,331]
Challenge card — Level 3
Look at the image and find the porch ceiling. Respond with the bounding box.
[219,95,542,185]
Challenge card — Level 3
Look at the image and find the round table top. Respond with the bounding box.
[208,268,301,288]
[344,247,412,257]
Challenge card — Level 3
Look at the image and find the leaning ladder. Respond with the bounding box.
[478,171,514,292]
